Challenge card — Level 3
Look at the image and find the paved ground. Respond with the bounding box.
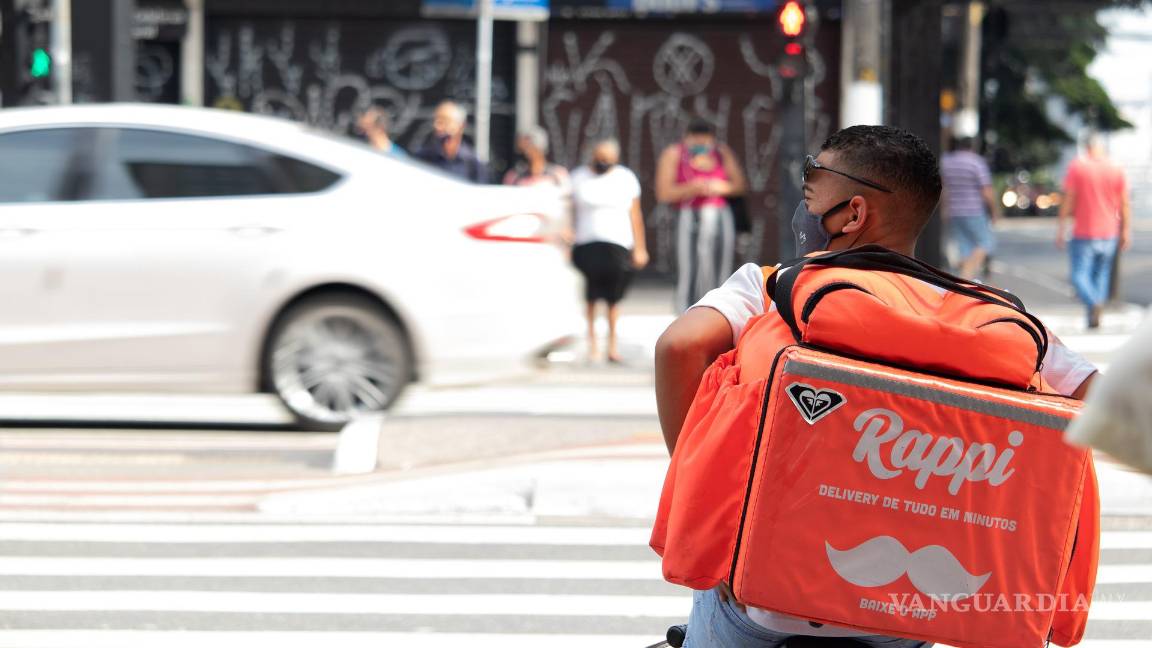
[0,220,1148,646]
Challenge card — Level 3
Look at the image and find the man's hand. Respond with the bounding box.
[1056,232,1067,250]
[1121,230,1132,252]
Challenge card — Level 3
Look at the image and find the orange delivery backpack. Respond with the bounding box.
[650,246,1099,648]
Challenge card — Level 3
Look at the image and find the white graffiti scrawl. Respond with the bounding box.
[206,21,513,151]
[541,26,835,267]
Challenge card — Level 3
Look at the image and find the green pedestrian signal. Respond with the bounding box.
[30,48,52,79]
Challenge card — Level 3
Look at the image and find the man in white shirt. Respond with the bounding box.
[654,125,1097,647]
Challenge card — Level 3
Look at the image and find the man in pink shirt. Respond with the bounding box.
[1057,134,1132,328]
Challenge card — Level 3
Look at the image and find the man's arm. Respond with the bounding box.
[655,307,735,454]
[982,185,1002,222]
[1057,189,1076,249]
[1072,371,1097,401]
[1120,186,1132,251]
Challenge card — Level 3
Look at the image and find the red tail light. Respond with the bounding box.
[464,213,550,243]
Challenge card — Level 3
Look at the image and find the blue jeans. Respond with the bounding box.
[949,214,995,260]
[1068,238,1118,308]
[684,588,933,648]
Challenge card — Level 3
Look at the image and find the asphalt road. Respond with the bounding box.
[0,225,1148,646]
[983,216,1152,308]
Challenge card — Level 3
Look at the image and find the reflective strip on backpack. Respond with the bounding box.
[784,359,1071,431]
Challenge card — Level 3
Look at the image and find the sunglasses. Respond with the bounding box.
[804,155,894,193]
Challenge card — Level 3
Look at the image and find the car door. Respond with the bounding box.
[0,125,342,391]
[0,127,101,385]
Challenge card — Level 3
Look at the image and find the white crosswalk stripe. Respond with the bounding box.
[0,515,1146,647]
[0,308,1143,647]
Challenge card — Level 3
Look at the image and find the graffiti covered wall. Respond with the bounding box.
[204,18,518,169]
[542,20,840,267]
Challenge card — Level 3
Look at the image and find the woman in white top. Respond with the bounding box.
[569,138,649,363]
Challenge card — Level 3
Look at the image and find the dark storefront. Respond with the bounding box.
[202,0,519,171]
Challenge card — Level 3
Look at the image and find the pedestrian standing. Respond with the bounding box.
[570,138,649,363]
[356,106,407,158]
[415,101,490,183]
[502,126,571,191]
[940,136,1000,278]
[655,118,748,312]
[1057,133,1132,328]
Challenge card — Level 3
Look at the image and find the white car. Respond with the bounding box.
[0,104,581,429]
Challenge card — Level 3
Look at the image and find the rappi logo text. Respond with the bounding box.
[851,408,1024,495]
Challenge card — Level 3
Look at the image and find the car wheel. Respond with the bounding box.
[264,294,412,430]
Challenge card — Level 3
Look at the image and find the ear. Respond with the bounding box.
[842,195,870,234]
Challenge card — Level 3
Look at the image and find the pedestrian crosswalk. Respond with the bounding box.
[0,304,1144,646]
[0,513,1148,647]
[0,514,683,647]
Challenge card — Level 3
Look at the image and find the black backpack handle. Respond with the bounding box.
[765,246,1049,369]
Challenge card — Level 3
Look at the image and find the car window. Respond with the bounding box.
[0,129,88,203]
[270,154,342,194]
[91,128,280,200]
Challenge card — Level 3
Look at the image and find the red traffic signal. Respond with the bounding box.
[779,1,806,38]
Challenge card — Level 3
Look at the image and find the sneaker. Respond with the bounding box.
[1088,305,1103,329]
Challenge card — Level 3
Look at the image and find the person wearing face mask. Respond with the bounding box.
[502,127,571,190]
[569,138,649,363]
[656,118,748,312]
[414,100,490,183]
[653,125,1100,647]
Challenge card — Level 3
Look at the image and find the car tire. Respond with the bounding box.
[263,293,413,431]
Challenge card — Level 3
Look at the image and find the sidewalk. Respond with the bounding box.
[282,281,1152,521]
[268,436,1152,523]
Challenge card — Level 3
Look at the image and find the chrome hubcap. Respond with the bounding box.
[272,307,405,424]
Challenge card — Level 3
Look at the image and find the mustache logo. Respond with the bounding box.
[787,383,846,424]
[826,535,991,600]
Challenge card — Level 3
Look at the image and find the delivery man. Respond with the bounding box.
[654,125,1099,647]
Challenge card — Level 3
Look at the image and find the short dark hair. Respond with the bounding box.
[686,117,716,136]
[820,125,941,234]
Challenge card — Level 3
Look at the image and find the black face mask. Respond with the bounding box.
[592,160,614,175]
[791,199,852,256]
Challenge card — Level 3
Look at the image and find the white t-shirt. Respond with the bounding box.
[570,165,641,248]
[692,262,1098,637]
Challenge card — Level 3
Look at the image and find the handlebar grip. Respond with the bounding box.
[666,624,688,647]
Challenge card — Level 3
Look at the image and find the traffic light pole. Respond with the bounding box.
[51,0,71,103]
[0,0,17,106]
[777,75,805,261]
[774,1,809,262]
[887,0,944,268]
[475,0,494,164]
